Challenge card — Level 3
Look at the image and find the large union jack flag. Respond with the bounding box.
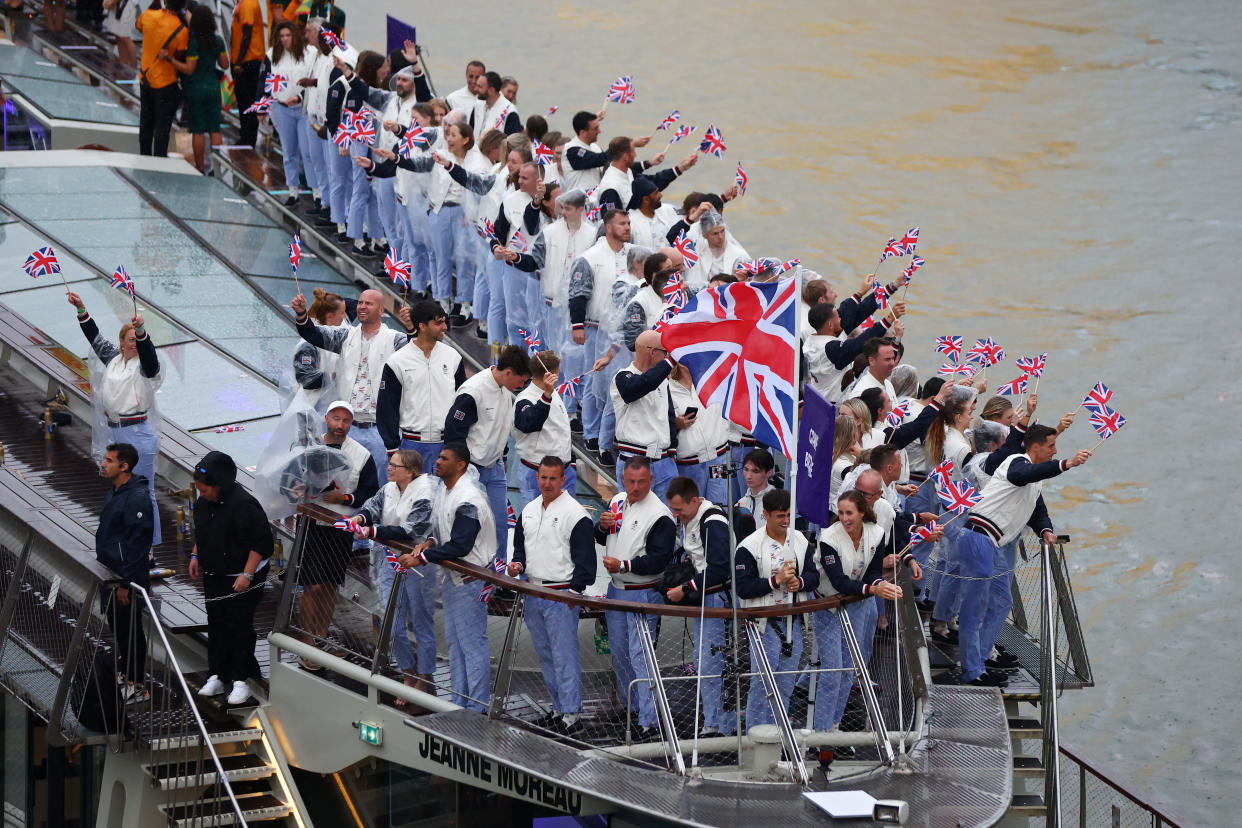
[659,279,799,458]
[1088,405,1126,439]
[698,124,726,157]
[606,75,635,104]
[1082,381,1112,413]
[23,247,60,278]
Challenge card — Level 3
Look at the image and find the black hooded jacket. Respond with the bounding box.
[193,451,273,574]
[96,473,154,584]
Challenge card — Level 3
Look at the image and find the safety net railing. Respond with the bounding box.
[274,505,930,786]
[1055,743,1184,828]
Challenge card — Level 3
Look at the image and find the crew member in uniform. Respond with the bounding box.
[347,449,438,698]
[292,288,412,485]
[376,300,465,469]
[70,292,165,545]
[442,345,532,553]
[512,351,576,505]
[957,423,1090,686]
[400,443,497,712]
[665,477,735,736]
[508,456,596,734]
[188,451,274,706]
[597,457,676,740]
[296,401,379,671]
[734,489,819,730]
[803,303,903,403]
[610,330,679,501]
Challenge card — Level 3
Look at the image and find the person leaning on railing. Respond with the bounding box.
[188,451,274,707]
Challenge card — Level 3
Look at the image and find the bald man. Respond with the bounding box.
[292,290,415,482]
[609,329,679,502]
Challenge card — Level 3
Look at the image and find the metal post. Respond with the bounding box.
[1078,762,1086,828]
[744,618,810,786]
[274,513,310,632]
[1048,540,1092,685]
[840,607,895,765]
[1040,541,1062,826]
[371,566,406,675]
[488,593,525,719]
[634,612,685,775]
[48,581,100,747]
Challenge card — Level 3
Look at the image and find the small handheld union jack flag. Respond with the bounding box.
[333,109,355,147]
[556,375,582,399]
[734,161,748,196]
[909,521,941,548]
[263,73,288,97]
[873,282,891,310]
[902,255,925,284]
[214,424,246,433]
[585,204,602,223]
[879,237,907,264]
[657,110,681,131]
[935,335,962,360]
[698,124,726,157]
[507,502,517,528]
[885,399,911,428]
[110,265,135,298]
[244,96,273,114]
[661,269,687,308]
[23,247,60,279]
[673,230,699,268]
[774,259,801,275]
[383,547,406,573]
[936,479,981,514]
[289,233,302,272]
[476,218,498,245]
[930,459,955,484]
[996,375,1029,396]
[938,360,973,376]
[966,337,1005,367]
[509,229,529,253]
[321,29,344,50]
[1088,405,1126,440]
[737,259,767,277]
[1081,382,1113,413]
[398,124,428,158]
[518,327,542,354]
[384,248,411,288]
[668,124,696,145]
[532,140,555,166]
[478,555,509,603]
[606,75,635,104]
[547,105,559,116]
[351,111,376,145]
[332,518,355,531]
[1015,353,1047,378]
[899,226,920,252]
[604,497,625,534]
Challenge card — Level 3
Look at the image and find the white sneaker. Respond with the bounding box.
[198,675,225,696]
[226,681,252,706]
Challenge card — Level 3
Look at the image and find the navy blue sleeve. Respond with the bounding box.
[454,360,467,389]
[443,393,479,443]
[522,201,543,236]
[413,71,432,102]
[513,394,552,433]
[642,166,681,193]
[511,233,546,273]
[1005,456,1068,487]
[838,293,879,333]
[511,514,527,567]
[885,400,942,448]
[502,110,522,135]
[295,316,330,351]
[819,541,872,597]
[627,515,676,576]
[376,364,403,450]
[614,358,674,404]
[1027,494,1054,537]
[798,547,820,595]
[984,423,1029,475]
[569,516,597,592]
[368,155,399,178]
[565,144,609,171]
[346,458,380,507]
[135,330,160,379]
[494,208,512,247]
[689,518,732,593]
[665,219,689,245]
[733,545,774,599]
[824,319,890,369]
[423,508,482,562]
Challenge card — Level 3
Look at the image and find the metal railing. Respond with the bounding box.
[274,505,929,787]
[1056,743,1184,828]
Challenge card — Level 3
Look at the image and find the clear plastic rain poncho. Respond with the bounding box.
[252,398,352,520]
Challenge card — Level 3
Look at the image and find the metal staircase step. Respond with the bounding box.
[142,753,274,791]
[158,792,291,827]
[1008,793,1047,816]
[148,727,265,752]
[1007,716,1042,737]
[1012,755,1045,777]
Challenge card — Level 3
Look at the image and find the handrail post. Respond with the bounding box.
[0,531,35,640]
[1040,541,1061,825]
[744,618,809,786]
[634,612,685,775]
[840,607,895,765]
[370,566,406,675]
[488,593,525,719]
[1048,540,1092,685]
[47,580,101,747]
[273,513,310,633]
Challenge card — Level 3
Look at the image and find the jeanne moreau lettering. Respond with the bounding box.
[417,732,583,814]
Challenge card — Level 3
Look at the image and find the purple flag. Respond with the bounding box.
[796,387,836,526]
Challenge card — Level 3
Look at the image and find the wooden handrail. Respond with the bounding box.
[296,504,863,620]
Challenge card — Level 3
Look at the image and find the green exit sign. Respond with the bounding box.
[358,721,382,746]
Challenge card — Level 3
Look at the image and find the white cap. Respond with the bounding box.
[326,400,354,417]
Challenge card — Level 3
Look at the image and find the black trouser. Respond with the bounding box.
[203,571,267,684]
[233,60,263,147]
[102,583,148,684]
[139,81,181,157]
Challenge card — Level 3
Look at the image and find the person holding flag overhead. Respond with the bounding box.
[610,330,680,500]
[508,456,596,734]
[68,291,165,546]
[376,300,465,469]
[345,449,439,701]
[594,136,697,213]
[955,420,1091,686]
[399,442,497,712]
[512,351,576,506]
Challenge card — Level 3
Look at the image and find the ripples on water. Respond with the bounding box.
[354,3,1241,821]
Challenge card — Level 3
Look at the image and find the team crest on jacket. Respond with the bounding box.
[379,379,386,389]
[452,410,466,420]
[300,355,313,365]
[825,554,836,565]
